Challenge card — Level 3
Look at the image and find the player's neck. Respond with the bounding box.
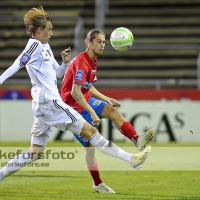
[86,50,97,61]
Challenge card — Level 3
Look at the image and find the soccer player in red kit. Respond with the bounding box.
[61,29,155,193]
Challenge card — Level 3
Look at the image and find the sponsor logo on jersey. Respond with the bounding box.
[41,50,50,62]
[20,53,31,66]
[54,80,57,85]
[83,138,89,142]
[75,70,84,81]
[93,100,101,106]
[35,114,45,117]
[82,81,93,90]
[46,49,51,57]
[91,70,96,74]
[77,135,89,143]
[43,59,50,62]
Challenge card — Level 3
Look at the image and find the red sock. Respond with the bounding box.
[87,162,102,186]
[120,122,139,142]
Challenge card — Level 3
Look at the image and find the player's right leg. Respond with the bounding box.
[101,103,155,151]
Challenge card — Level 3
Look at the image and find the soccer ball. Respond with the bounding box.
[110,27,134,51]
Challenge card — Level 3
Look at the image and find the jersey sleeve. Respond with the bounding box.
[73,59,88,86]
[20,41,40,67]
[0,54,24,84]
[0,40,41,84]
[53,56,69,79]
[56,62,69,78]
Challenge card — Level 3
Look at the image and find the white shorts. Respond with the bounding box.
[30,100,86,146]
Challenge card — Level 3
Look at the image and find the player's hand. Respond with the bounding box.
[91,112,101,127]
[61,47,71,64]
[107,98,121,107]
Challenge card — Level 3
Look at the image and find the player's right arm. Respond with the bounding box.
[0,56,23,85]
[71,83,100,126]
[0,40,38,85]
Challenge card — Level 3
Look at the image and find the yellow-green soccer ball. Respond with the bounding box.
[110,27,134,51]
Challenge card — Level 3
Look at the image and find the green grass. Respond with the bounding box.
[0,142,200,199]
[0,141,199,147]
[0,170,200,200]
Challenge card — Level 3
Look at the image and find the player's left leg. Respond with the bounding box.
[73,111,116,193]
[0,133,48,182]
[73,134,103,186]
[0,102,53,182]
[85,144,116,193]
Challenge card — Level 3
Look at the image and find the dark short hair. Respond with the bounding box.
[84,29,105,47]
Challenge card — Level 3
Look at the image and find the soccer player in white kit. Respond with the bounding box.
[0,6,152,186]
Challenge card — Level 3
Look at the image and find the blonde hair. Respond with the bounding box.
[24,5,53,36]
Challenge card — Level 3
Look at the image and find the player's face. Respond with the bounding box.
[91,34,105,56]
[40,22,53,44]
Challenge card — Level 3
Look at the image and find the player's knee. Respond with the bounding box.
[80,122,98,140]
[107,106,120,120]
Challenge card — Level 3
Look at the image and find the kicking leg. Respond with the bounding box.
[101,104,155,151]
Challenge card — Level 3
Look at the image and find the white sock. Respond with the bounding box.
[89,133,133,164]
[0,152,35,181]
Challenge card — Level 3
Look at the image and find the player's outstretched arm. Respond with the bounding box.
[0,60,22,85]
[90,86,108,100]
[90,86,120,107]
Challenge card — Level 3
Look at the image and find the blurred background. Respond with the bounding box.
[0,0,200,143]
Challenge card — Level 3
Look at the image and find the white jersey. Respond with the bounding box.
[0,38,85,142]
[0,38,67,103]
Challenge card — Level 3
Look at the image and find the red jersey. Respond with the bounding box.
[61,51,98,114]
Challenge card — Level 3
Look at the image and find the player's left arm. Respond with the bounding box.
[90,86,120,107]
[54,47,71,78]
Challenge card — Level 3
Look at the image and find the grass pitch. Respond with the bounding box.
[0,142,200,200]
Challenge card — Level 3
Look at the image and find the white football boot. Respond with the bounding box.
[131,145,152,170]
[136,127,155,151]
[93,182,116,193]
